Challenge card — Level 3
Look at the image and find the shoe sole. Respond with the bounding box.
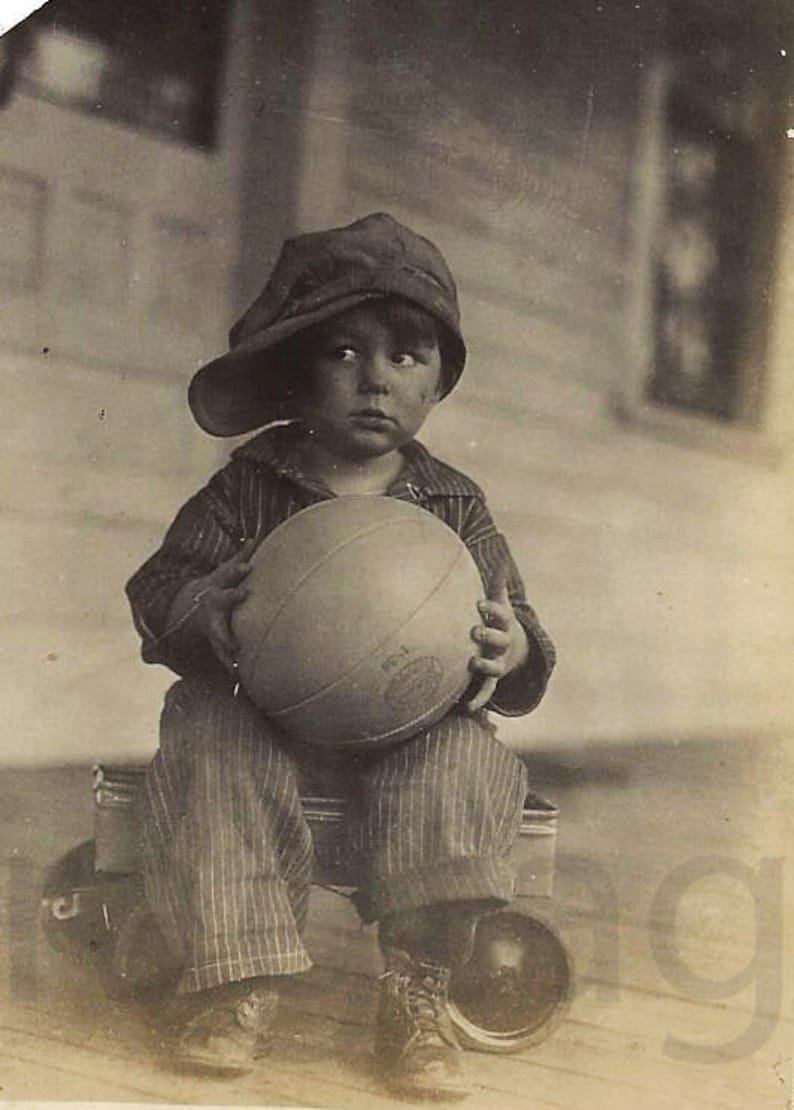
[164,1025,273,1078]
[170,1054,254,1077]
[385,1078,472,1101]
[382,1067,472,1102]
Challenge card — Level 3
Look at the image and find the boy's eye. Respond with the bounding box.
[327,345,357,361]
[392,351,418,367]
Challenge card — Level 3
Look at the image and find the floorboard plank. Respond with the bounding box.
[2,736,791,1109]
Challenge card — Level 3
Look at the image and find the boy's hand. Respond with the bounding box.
[465,563,529,713]
[165,539,257,674]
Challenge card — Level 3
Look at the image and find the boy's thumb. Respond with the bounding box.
[487,561,509,602]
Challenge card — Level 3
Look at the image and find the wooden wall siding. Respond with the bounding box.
[291,0,794,749]
[0,99,236,374]
[0,167,48,293]
[0,0,312,765]
[228,0,313,308]
[56,192,132,308]
[2,0,792,764]
[149,217,212,332]
[1,347,215,763]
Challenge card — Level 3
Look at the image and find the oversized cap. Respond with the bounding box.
[188,212,467,436]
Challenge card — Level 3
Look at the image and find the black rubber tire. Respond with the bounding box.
[40,840,113,965]
[40,839,176,998]
[447,909,572,1054]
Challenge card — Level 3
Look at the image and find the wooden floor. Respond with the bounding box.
[2,734,792,1109]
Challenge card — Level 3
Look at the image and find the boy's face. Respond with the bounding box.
[294,304,443,460]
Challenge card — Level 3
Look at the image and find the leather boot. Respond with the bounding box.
[375,945,471,1100]
[164,977,279,1075]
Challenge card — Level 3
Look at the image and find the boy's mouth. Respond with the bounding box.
[350,407,396,424]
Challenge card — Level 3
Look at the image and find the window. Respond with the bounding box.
[618,9,790,463]
[9,0,231,148]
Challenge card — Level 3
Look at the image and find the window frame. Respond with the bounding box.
[614,56,786,468]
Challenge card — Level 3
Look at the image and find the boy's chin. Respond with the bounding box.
[337,425,409,458]
[302,419,416,461]
[346,437,404,461]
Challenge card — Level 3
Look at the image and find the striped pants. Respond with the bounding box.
[140,677,528,994]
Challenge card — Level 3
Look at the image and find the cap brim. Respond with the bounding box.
[189,293,375,436]
[189,291,466,437]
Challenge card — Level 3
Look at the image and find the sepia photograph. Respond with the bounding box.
[0,1,792,1107]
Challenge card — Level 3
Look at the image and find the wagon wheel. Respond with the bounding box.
[447,910,572,1054]
[40,839,178,998]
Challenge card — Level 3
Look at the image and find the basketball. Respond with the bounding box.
[231,496,484,750]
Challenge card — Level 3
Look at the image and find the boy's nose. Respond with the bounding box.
[358,352,392,392]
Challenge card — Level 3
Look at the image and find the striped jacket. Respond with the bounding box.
[126,424,556,717]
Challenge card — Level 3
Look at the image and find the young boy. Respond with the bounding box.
[126,212,555,1101]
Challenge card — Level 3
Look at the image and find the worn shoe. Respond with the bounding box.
[375,948,471,1101]
[165,978,279,1075]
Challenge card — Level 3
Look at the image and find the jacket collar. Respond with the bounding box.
[232,421,481,500]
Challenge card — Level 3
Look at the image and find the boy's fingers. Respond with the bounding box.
[208,616,238,672]
[471,624,511,651]
[470,655,507,678]
[465,652,506,713]
[208,612,234,648]
[466,675,498,713]
[466,567,509,713]
[476,562,510,632]
[219,585,248,608]
[475,603,511,632]
[234,538,257,563]
[211,541,257,586]
[200,585,247,613]
[213,561,252,587]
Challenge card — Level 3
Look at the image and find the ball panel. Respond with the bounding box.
[232,496,486,750]
[267,542,484,748]
[233,508,395,675]
[236,505,455,693]
[244,516,468,711]
[233,498,417,669]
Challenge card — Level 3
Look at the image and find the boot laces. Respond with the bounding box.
[381,960,456,1044]
[406,967,447,1031]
